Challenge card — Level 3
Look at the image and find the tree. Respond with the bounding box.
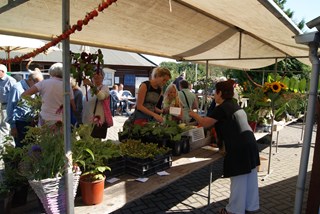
[274,0,305,31]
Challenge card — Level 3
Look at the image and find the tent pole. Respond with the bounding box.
[7,51,11,71]
[294,40,320,214]
[204,60,209,114]
[62,0,74,213]
[266,58,278,175]
[195,63,198,83]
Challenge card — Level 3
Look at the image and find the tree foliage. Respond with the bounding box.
[158,1,310,92]
[273,0,305,30]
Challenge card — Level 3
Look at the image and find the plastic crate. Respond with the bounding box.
[189,136,211,151]
[181,127,205,143]
[125,154,172,177]
[105,157,126,178]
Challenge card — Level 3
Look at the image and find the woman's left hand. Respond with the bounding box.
[83,78,92,86]
[189,110,196,118]
[153,114,164,123]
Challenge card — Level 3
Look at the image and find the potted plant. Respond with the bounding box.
[0,182,14,214]
[72,124,111,205]
[78,165,110,205]
[243,106,260,132]
[17,122,82,214]
[0,144,29,208]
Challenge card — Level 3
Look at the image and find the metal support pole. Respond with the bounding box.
[62,0,74,213]
[299,95,308,144]
[207,163,213,206]
[204,60,209,114]
[266,58,278,175]
[195,63,198,83]
[267,104,275,175]
[275,131,279,153]
[294,41,319,214]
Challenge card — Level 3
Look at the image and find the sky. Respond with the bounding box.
[285,0,319,32]
[144,0,319,65]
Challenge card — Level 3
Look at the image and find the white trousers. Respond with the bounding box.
[0,108,10,145]
[226,168,260,214]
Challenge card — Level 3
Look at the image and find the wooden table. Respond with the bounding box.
[74,147,223,213]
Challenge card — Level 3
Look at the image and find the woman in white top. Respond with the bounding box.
[82,70,110,126]
[22,63,75,125]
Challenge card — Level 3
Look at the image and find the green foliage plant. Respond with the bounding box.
[0,144,28,193]
[70,49,104,98]
[72,124,119,181]
[119,140,171,160]
[18,122,66,180]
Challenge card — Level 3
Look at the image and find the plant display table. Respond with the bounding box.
[74,146,223,213]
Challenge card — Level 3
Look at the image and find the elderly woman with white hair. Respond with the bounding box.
[22,63,76,125]
[82,69,111,139]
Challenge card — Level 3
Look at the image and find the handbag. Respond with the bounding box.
[102,96,113,127]
[91,98,108,139]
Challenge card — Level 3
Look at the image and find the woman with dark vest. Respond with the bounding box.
[133,67,171,126]
[189,79,260,214]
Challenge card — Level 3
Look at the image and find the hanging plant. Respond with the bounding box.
[70,49,104,100]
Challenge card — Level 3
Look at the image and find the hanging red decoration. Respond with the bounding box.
[0,0,118,65]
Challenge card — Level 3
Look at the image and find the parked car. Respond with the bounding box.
[8,71,50,81]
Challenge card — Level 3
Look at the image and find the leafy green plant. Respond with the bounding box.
[0,144,28,193]
[119,140,171,160]
[73,124,119,181]
[244,106,259,122]
[18,122,66,180]
[70,49,104,97]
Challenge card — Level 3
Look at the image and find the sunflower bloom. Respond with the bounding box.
[279,82,288,90]
[270,82,281,93]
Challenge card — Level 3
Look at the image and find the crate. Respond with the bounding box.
[125,154,172,177]
[181,127,205,143]
[189,135,211,151]
[105,157,126,178]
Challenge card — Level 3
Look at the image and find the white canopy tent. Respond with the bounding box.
[0,0,312,69]
[0,0,316,213]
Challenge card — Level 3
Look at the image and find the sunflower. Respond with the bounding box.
[279,82,287,90]
[263,82,271,93]
[270,82,281,93]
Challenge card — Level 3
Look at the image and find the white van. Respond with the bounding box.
[8,71,50,81]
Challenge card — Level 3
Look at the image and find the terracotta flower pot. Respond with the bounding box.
[248,121,257,132]
[79,175,105,205]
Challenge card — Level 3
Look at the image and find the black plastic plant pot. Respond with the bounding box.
[156,137,169,148]
[118,132,128,142]
[181,136,190,154]
[171,140,182,156]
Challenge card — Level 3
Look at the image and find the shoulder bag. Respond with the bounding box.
[91,98,108,139]
[102,96,113,127]
[182,91,196,123]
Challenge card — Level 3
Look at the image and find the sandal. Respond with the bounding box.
[219,208,229,214]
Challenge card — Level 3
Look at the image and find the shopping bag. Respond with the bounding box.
[91,122,108,139]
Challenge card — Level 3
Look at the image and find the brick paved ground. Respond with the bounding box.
[108,118,314,214]
[10,116,316,214]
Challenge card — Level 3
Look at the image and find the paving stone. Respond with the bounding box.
[10,120,315,214]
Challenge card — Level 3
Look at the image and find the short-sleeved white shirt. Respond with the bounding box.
[35,77,74,121]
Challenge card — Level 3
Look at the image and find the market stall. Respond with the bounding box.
[0,0,316,213]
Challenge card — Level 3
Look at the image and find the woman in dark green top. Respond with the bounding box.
[190,79,260,214]
[134,67,171,126]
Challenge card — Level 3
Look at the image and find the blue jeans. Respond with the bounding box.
[14,120,33,148]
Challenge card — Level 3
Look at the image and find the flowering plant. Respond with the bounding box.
[262,81,288,103]
[18,122,67,180]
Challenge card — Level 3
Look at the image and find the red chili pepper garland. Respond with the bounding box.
[0,0,118,65]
